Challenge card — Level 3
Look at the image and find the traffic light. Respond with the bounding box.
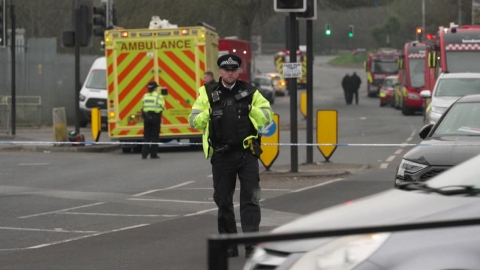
[325,23,331,36]
[274,0,307,12]
[0,0,6,47]
[92,2,107,37]
[297,0,316,20]
[348,25,354,38]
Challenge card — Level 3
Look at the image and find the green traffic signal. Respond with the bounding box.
[348,32,353,38]
[325,29,331,35]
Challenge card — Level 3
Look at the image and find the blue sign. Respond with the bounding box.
[260,120,277,137]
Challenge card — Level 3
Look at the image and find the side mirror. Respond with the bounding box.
[419,124,434,139]
[420,90,431,98]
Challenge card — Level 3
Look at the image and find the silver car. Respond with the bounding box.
[421,72,480,125]
[244,154,480,270]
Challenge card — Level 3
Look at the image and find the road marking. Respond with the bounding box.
[386,155,396,162]
[400,143,408,148]
[410,130,416,137]
[128,198,217,204]
[183,203,240,217]
[289,178,345,193]
[360,117,367,120]
[207,174,213,178]
[406,137,413,142]
[380,163,389,169]
[58,212,178,217]
[395,149,403,155]
[132,181,196,197]
[18,202,106,219]
[0,226,98,234]
[17,163,49,166]
[27,224,149,249]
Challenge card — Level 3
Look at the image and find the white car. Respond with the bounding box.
[421,72,480,125]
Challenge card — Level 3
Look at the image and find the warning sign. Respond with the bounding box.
[283,62,302,78]
[260,114,279,170]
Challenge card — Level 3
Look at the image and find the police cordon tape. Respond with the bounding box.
[1,141,480,147]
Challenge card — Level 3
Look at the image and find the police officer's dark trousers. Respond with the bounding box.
[142,112,161,158]
[211,147,261,246]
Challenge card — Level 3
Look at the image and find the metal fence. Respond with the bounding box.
[0,37,100,133]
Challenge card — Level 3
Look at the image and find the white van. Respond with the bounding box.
[79,57,107,127]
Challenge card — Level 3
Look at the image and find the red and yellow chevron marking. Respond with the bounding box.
[107,37,207,139]
[275,56,284,75]
[298,55,307,84]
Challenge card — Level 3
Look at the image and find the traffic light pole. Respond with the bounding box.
[10,2,15,135]
[289,12,298,173]
[74,6,81,135]
[306,19,313,164]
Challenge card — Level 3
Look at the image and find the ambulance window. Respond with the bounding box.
[86,69,107,90]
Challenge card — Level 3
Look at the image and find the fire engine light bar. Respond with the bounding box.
[140,33,152,37]
[121,31,128,37]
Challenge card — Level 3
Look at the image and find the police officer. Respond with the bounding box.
[189,54,273,258]
[141,81,165,159]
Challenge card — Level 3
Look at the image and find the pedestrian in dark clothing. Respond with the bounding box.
[341,74,353,104]
[189,54,274,259]
[204,71,216,85]
[141,81,165,159]
[350,72,362,105]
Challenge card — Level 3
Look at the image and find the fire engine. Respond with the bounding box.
[424,23,480,114]
[218,37,251,82]
[364,48,401,97]
[274,48,307,88]
[394,41,426,115]
[103,23,219,153]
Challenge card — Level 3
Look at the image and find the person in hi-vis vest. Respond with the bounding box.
[141,81,165,159]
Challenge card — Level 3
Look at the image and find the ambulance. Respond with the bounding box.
[103,24,219,153]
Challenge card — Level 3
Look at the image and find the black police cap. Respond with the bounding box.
[217,54,242,70]
[147,81,159,90]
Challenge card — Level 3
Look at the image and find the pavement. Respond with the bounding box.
[0,126,369,179]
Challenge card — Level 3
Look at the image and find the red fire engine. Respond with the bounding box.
[395,41,426,115]
[424,23,480,112]
[218,37,252,82]
[365,48,401,97]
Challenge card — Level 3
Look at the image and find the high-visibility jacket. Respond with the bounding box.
[189,80,273,159]
[142,91,165,113]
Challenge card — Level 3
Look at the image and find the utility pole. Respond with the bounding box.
[422,0,425,40]
[10,0,16,136]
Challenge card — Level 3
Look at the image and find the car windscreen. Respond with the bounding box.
[86,69,107,90]
[433,103,480,136]
[445,51,480,73]
[371,60,398,74]
[382,78,396,87]
[256,78,272,86]
[408,58,425,88]
[434,78,480,97]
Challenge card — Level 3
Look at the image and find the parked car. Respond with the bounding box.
[252,75,276,104]
[244,152,480,270]
[264,72,288,96]
[379,75,398,107]
[421,72,480,125]
[395,94,480,187]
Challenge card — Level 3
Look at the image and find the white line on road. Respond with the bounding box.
[183,203,240,217]
[58,212,178,217]
[27,224,149,249]
[17,163,49,166]
[0,226,98,234]
[386,155,396,162]
[132,181,196,197]
[289,178,345,193]
[380,163,389,169]
[128,198,217,204]
[395,149,403,155]
[406,137,413,142]
[18,202,106,219]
